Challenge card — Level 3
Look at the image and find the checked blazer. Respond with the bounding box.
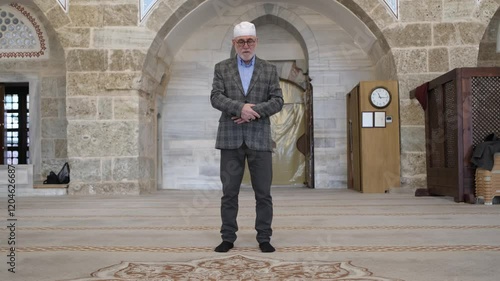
[211,56,284,151]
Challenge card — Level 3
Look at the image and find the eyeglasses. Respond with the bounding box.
[235,39,256,47]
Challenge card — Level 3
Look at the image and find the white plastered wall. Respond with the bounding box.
[159,2,376,189]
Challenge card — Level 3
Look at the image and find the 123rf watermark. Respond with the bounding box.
[5,164,17,273]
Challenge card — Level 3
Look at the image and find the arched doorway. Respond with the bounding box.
[159,8,318,190]
[143,0,389,191]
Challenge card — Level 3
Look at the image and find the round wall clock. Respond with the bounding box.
[369,87,391,109]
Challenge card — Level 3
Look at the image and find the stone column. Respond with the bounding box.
[57,3,153,195]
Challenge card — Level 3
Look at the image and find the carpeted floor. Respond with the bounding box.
[1,187,500,281]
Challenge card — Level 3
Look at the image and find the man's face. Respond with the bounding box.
[233,36,258,62]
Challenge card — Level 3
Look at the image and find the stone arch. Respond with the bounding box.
[145,0,390,189]
[478,6,500,66]
[222,6,316,65]
[251,15,310,60]
[141,0,395,99]
[336,0,395,79]
[474,0,500,26]
[157,4,320,189]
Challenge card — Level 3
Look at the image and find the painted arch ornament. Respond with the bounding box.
[56,0,68,13]
[140,0,159,22]
[383,0,398,19]
[0,3,48,59]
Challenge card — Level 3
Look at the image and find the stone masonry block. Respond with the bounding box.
[67,97,98,120]
[401,126,426,152]
[41,139,55,159]
[401,152,427,176]
[58,28,91,48]
[104,4,138,26]
[55,139,68,158]
[41,98,59,118]
[449,46,479,69]
[400,99,425,126]
[393,49,428,74]
[114,96,139,120]
[102,158,113,181]
[443,0,478,20]
[399,0,442,22]
[67,73,100,96]
[98,97,113,120]
[428,48,449,73]
[69,158,102,182]
[110,50,147,71]
[101,72,142,91]
[42,118,68,139]
[384,24,432,47]
[45,5,71,29]
[69,5,104,27]
[66,50,107,72]
[434,22,485,46]
[93,27,155,49]
[67,121,139,157]
[113,157,139,181]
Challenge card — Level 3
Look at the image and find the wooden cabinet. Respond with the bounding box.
[414,68,500,203]
[346,81,401,193]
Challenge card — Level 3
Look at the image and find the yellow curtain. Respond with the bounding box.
[243,81,306,186]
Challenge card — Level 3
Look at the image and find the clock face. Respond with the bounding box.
[370,87,391,108]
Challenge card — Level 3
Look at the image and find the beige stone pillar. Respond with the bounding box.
[52,2,153,194]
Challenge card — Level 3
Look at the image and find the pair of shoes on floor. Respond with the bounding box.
[214,241,275,253]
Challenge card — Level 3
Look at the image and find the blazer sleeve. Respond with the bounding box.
[210,62,245,117]
[252,64,284,118]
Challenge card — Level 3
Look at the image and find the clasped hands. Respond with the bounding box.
[232,103,260,124]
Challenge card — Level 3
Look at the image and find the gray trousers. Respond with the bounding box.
[219,143,273,243]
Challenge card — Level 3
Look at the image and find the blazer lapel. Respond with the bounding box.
[229,57,245,96]
[247,57,262,96]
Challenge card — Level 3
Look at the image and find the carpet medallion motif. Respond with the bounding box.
[64,255,403,281]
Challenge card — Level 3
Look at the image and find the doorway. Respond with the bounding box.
[0,82,30,164]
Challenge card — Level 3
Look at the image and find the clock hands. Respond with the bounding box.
[371,88,390,108]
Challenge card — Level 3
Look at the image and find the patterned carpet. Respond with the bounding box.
[62,254,403,281]
[2,188,499,281]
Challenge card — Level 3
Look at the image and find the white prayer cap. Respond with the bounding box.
[233,21,256,38]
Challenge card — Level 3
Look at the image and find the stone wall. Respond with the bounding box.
[0,2,67,181]
[386,0,495,189]
[32,0,154,194]
[7,0,497,194]
[158,2,376,189]
[141,0,500,191]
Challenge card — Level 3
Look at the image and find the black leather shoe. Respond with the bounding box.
[215,241,234,252]
[259,242,275,253]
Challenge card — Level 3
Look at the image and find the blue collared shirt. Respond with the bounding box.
[237,55,255,96]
